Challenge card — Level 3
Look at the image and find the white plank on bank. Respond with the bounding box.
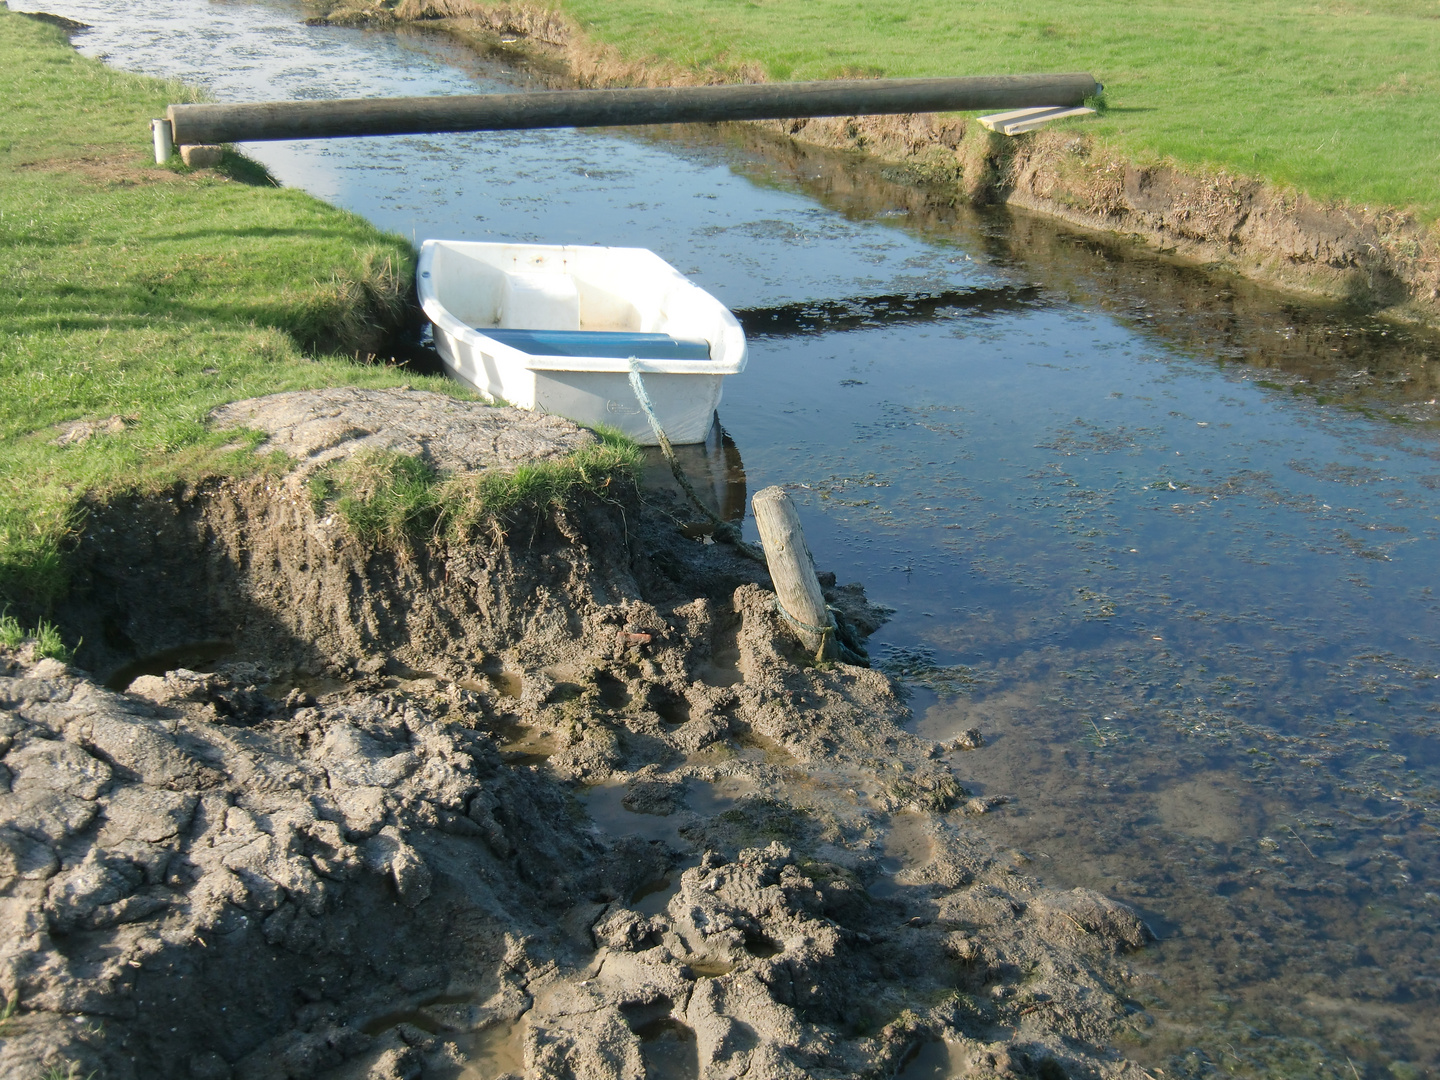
[976,105,1095,136]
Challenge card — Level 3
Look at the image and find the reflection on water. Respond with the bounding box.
[639,420,747,524]
[578,781,686,846]
[16,0,1440,1073]
[734,284,1046,338]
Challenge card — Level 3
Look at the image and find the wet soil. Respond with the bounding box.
[0,394,1158,1079]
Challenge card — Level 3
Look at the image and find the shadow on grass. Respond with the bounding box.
[17,10,90,32]
[216,149,279,187]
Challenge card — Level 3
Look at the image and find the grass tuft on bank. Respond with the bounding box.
[545,0,1440,220]
[0,611,73,662]
[0,8,636,618]
[310,427,642,545]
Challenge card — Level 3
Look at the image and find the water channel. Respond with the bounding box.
[14,0,1440,1074]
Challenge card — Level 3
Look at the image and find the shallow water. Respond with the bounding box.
[15,0,1440,1073]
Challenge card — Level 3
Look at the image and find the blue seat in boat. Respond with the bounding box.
[482,328,713,361]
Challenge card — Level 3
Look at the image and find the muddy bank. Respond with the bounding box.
[2,392,1156,1078]
[305,0,1440,329]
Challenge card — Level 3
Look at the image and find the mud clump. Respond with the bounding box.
[3,393,1156,1078]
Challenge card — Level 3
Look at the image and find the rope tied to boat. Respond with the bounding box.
[627,356,762,560]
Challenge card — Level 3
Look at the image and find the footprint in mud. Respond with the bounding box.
[870,811,936,897]
[493,721,556,766]
[459,666,523,700]
[630,863,694,916]
[633,1015,699,1080]
[695,614,744,688]
[622,998,700,1080]
[896,1039,966,1079]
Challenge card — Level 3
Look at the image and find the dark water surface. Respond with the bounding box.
[15,0,1440,1074]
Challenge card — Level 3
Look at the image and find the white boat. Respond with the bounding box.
[417,239,747,445]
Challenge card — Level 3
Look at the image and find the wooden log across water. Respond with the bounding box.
[163,73,1100,146]
[752,485,836,661]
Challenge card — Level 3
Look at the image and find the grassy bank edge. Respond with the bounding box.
[0,8,640,634]
[310,429,642,547]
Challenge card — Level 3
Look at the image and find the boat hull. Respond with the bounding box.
[430,335,727,446]
[419,240,746,445]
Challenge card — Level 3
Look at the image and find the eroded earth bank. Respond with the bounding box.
[1,391,1156,1080]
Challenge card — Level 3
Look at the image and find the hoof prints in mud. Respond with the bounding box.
[0,638,1154,1080]
[0,649,622,1079]
[0,406,1152,1076]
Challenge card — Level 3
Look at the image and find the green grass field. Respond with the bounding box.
[0,6,439,611]
[0,7,640,628]
[559,0,1440,218]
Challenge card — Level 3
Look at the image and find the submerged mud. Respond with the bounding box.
[2,395,1158,1079]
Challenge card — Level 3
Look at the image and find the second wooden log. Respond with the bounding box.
[752,485,833,659]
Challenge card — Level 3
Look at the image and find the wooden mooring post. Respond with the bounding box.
[751,485,836,661]
[154,73,1100,155]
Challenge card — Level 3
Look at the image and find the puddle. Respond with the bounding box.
[896,1038,966,1080]
[629,874,678,914]
[494,722,555,766]
[263,671,350,701]
[579,776,758,850]
[686,775,755,816]
[360,992,476,1037]
[579,782,686,847]
[732,730,793,766]
[628,852,700,916]
[104,641,234,690]
[459,665,523,700]
[454,1020,526,1079]
[882,813,934,869]
[361,1008,443,1037]
[870,812,934,899]
[686,958,735,979]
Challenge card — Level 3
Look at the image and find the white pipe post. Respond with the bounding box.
[151,119,173,163]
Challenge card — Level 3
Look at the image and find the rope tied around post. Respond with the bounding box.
[627,356,762,560]
[773,598,838,664]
